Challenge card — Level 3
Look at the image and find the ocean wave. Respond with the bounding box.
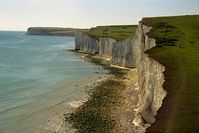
[0,100,29,115]
[0,45,41,51]
[51,44,69,48]
[0,62,8,67]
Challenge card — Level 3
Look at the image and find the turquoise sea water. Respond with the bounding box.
[0,31,104,133]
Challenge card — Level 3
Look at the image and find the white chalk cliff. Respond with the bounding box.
[74,21,167,127]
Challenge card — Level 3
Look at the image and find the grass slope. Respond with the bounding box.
[143,15,199,133]
[27,27,83,36]
[85,25,137,41]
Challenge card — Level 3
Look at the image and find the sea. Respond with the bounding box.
[0,31,105,133]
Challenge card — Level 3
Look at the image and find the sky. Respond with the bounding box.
[0,0,198,31]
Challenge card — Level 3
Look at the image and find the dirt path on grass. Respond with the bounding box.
[165,47,188,133]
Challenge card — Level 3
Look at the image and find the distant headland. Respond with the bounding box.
[26,27,85,36]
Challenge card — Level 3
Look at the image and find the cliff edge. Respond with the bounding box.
[74,22,167,130]
[74,15,199,133]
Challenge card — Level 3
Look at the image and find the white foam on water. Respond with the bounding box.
[67,100,86,108]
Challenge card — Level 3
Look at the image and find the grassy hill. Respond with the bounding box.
[27,27,84,36]
[85,25,137,41]
[143,15,199,133]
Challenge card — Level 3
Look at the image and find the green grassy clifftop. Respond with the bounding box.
[143,15,199,133]
[85,25,137,41]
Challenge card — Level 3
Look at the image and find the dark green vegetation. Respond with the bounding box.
[27,27,84,36]
[146,21,180,46]
[85,25,137,41]
[143,15,199,133]
[65,55,129,133]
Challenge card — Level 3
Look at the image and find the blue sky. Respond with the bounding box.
[0,0,198,31]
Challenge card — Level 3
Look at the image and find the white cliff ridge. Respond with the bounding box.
[74,22,167,128]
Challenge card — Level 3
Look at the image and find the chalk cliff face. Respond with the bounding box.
[99,38,116,58]
[133,24,166,125]
[112,37,137,68]
[75,32,99,54]
[74,22,167,127]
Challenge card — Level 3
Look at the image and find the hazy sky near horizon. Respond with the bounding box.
[0,0,198,31]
